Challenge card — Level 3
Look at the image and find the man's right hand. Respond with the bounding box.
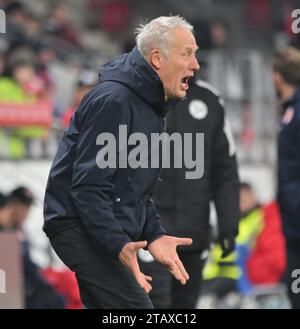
[119,241,153,294]
[148,235,193,285]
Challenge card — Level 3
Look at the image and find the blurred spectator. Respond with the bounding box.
[192,18,230,51]
[36,46,56,95]
[247,201,286,285]
[3,58,47,100]
[6,186,66,309]
[62,70,98,128]
[8,186,34,229]
[41,268,83,309]
[5,2,31,50]
[210,19,231,49]
[201,182,287,306]
[44,3,80,47]
[202,183,263,298]
[273,46,300,309]
[0,58,49,159]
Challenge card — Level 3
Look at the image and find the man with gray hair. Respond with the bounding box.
[43,16,200,308]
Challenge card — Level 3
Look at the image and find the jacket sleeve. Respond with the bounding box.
[70,96,132,258]
[211,99,240,239]
[140,197,166,246]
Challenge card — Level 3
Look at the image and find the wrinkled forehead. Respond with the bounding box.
[169,27,198,50]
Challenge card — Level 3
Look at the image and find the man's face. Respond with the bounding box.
[239,187,256,215]
[152,27,200,100]
[0,206,13,229]
[11,203,30,229]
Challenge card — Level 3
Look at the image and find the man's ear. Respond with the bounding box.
[148,49,162,71]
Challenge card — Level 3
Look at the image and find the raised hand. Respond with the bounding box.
[148,235,193,285]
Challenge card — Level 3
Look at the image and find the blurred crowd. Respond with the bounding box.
[0,1,108,159]
[1,0,300,160]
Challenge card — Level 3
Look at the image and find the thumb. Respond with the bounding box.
[131,240,147,251]
[175,237,193,246]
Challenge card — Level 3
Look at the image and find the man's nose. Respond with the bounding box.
[191,56,200,71]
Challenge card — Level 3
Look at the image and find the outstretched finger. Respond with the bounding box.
[130,258,152,293]
[143,274,152,282]
[168,262,187,285]
[175,237,193,246]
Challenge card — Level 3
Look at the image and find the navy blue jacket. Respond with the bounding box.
[278,86,300,240]
[43,47,168,257]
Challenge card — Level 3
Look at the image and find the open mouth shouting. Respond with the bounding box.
[181,75,193,91]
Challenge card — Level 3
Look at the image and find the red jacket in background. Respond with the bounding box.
[247,201,286,285]
[42,268,83,309]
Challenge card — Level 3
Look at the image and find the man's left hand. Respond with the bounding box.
[148,235,193,285]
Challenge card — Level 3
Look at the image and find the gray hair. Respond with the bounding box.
[135,16,194,58]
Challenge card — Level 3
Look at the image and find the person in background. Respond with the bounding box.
[8,186,34,229]
[201,182,287,306]
[62,70,98,128]
[201,183,263,300]
[247,200,286,286]
[0,59,48,159]
[138,78,240,309]
[6,186,66,309]
[273,46,300,309]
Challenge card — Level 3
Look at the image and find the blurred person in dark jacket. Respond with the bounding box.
[43,16,200,309]
[273,47,300,309]
[138,78,240,308]
[7,186,65,309]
